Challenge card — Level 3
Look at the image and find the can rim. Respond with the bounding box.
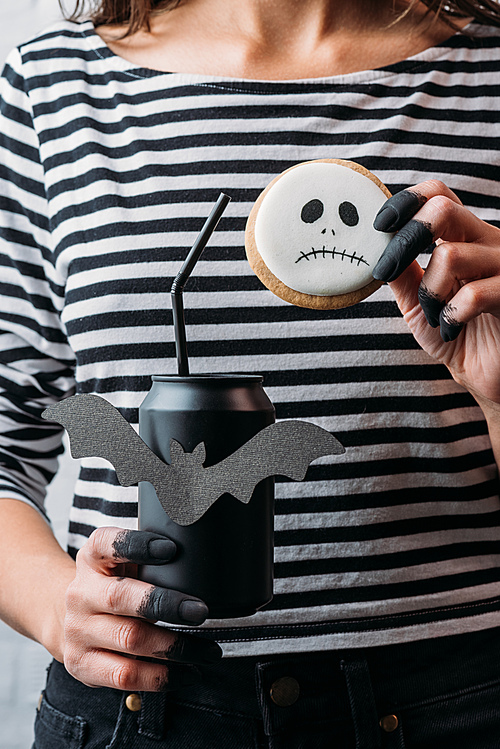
[151,373,264,383]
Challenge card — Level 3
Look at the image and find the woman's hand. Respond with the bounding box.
[62,527,221,691]
[372,180,500,409]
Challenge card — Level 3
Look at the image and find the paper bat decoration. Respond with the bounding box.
[42,394,344,526]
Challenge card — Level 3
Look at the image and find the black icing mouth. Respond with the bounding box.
[295,247,369,266]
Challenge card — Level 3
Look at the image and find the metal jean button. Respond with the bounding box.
[380,714,399,732]
[125,693,142,712]
[270,676,300,707]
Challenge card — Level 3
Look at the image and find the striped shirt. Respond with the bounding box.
[0,19,499,657]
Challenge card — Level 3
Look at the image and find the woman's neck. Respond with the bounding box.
[96,0,471,79]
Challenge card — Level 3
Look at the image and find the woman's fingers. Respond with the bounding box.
[372,180,478,283]
[136,584,209,626]
[63,526,223,691]
[373,196,484,283]
[78,527,177,571]
[74,528,210,626]
[370,179,500,348]
[72,569,209,626]
[373,179,463,234]
[68,647,203,692]
[373,219,434,282]
[417,242,500,332]
[66,609,221,666]
[436,277,500,342]
[373,188,429,233]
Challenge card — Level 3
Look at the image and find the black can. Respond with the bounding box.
[138,374,275,619]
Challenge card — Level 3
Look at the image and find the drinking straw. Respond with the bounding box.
[171,193,231,376]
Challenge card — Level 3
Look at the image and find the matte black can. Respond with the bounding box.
[138,374,275,619]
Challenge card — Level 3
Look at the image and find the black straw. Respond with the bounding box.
[171,193,231,376]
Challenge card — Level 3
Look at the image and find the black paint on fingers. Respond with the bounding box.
[440,305,465,342]
[373,190,427,233]
[138,586,209,625]
[372,220,434,283]
[179,600,209,624]
[112,529,176,565]
[152,634,222,665]
[418,283,445,328]
[155,665,203,691]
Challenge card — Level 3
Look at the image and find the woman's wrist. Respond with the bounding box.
[469,391,500,470]
[39,555,76,662]
[0,499,76,661]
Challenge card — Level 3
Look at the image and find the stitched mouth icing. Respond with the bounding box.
[296,247,369,266]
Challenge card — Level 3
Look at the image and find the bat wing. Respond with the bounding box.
[205,420,345,505]
[42,394,168,488]
[43,400,345,527]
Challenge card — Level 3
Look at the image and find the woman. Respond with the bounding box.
[1,0,500,746]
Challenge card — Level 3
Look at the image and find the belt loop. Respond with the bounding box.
[340,656,382,749]
[138,691,169,740]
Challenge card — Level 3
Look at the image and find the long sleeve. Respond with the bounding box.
[0,48,76,519]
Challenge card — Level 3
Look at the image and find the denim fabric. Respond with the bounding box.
[33,627,500,749]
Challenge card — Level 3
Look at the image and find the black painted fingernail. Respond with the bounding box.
[159,666,203,691]
[440,306,464,342]
[371,251,396,282]
[181,638,222,664]
[373,220,434,283]
[374,190,427,232]
[440,322,464,342]
[179,600,209,624]
[176,667,203,687]
[373,205,398,232]
[182,639,223,664]
[153,636,222,665]
[204,640,223,663]
[148,539,177,561]
[112,530,176,565]
[418,283,444,328]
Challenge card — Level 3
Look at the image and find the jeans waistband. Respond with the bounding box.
[45,627,500,744]
[167,626,500,714]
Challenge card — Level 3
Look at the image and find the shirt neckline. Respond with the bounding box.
[80,18,479,87]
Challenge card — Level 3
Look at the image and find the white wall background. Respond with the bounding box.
[0,0,65,68]
[0,448,77,749]
[0,4,79,747]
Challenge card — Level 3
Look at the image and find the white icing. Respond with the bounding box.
[254,162,393,296]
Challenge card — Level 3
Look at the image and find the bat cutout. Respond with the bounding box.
[42,394,344,526]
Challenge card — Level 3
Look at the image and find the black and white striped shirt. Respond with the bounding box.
[0,19,499,656]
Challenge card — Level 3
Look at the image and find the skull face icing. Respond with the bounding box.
[253,161,391,297]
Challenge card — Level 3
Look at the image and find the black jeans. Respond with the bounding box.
[33,627,500,749]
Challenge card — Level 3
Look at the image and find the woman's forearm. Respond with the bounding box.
[0,498,76,661]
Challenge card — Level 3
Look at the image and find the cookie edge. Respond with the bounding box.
[245,158,392,310]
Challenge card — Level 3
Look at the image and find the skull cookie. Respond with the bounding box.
[245,159,393,309]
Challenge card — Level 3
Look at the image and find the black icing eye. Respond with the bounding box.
[301,199,324,224]
[338,201,359,227]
